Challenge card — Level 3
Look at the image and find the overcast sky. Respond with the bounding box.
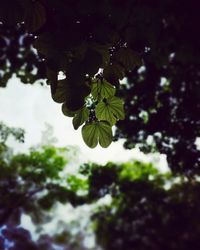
[0,76,168,170]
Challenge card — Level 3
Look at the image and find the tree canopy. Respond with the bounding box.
[0,0,200,174]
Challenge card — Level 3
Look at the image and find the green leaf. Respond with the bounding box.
[98,121,113,148]
[82,121,113,148]
[95,102,117,125]
[72,106,89,130]
[82,122,99,148]
[107,96,125,120]
[91,79,116,100]
[95,97,125,125]
[61,103,75,117]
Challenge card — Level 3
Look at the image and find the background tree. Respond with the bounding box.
[114,1,200,175]
[1,123,200,250]
[78,162,200,250]
[0,24,46,87]
[0,123,92,250]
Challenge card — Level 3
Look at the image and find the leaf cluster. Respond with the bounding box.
[0,0,143,147]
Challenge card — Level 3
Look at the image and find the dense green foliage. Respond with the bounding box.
[0,1,200,170]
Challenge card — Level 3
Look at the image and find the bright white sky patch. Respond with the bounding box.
[0,76,169,171]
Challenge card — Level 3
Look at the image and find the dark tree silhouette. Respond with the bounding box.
[114,1,200,175]
[79,162,200,250]
[0,0,200,172]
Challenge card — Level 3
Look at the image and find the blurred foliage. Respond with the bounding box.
[0,123,90,250]
[115,4,200,174]
[0,24,46,86]
[79,162,200,250]
[0,122,24,144]
[1,123,200,249]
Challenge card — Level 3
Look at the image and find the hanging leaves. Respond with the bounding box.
[0,1,146,149]
[51,75,124,148]
[95,96,125,125]
[72,106,89,130]
[82,122,99,148]
[91,79,116,100]
[82,121,113,148]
